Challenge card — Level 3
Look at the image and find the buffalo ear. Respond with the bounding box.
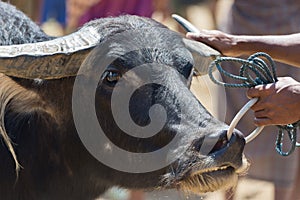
[182,38,220,75]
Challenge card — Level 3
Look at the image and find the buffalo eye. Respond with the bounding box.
[102,70,122,85]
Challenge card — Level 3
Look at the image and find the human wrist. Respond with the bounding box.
[232,35,261,57]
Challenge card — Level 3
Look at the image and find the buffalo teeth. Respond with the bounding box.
[192,165,230,176]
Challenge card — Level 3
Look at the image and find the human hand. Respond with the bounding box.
[186,30,242,57]
[247,77,300,126]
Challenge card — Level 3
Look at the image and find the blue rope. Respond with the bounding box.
[208,52,300,156]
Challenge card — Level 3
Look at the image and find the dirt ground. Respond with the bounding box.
[98,177,274,200]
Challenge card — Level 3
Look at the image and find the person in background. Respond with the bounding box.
[40,0,66,27]
[189,0,300,199]
[67,0,175,32]
[39,0,66,36]
[78,0,154,27]
[66,0,99,33]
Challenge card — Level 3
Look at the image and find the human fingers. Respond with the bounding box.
[186,32,210,43]
[186,32,219,53]
[247,84,272,99]
[186,31,225,55]
[253,117,273,126]
[253,109,277,126]
[253,109,269,118]
[187,30,241,57]
[251,103,266,112]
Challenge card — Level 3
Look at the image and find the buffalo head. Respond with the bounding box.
[0,2,248,199]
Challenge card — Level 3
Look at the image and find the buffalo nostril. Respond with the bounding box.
[192,130,243,155]
[191,130,230,154]
[209,136,228,154]
[208,130,229,154]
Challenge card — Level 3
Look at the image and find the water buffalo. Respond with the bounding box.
[0,2,248,200]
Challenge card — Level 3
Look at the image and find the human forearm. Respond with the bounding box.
[233,34,300,67]
[187,31,300,67]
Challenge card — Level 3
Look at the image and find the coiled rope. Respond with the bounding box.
[209,52,300,156]
[171,14,300,156]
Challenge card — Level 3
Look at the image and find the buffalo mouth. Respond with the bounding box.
[163,131,249,194]
[178,157,249,194]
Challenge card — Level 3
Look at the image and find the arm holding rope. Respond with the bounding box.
[187,29,300,126]
[176,15,300,155]
[187,31,300,68]
[247,77,300,126]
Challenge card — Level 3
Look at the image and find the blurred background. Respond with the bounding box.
[1,0,223,35]
[2,0,275,199]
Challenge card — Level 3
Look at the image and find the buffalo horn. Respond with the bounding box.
[183,38,220,75]
[0,26,100,79]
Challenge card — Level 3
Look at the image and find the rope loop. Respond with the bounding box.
[209,52,300,156]
[276,122,300,156]
[209,52,277,88]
